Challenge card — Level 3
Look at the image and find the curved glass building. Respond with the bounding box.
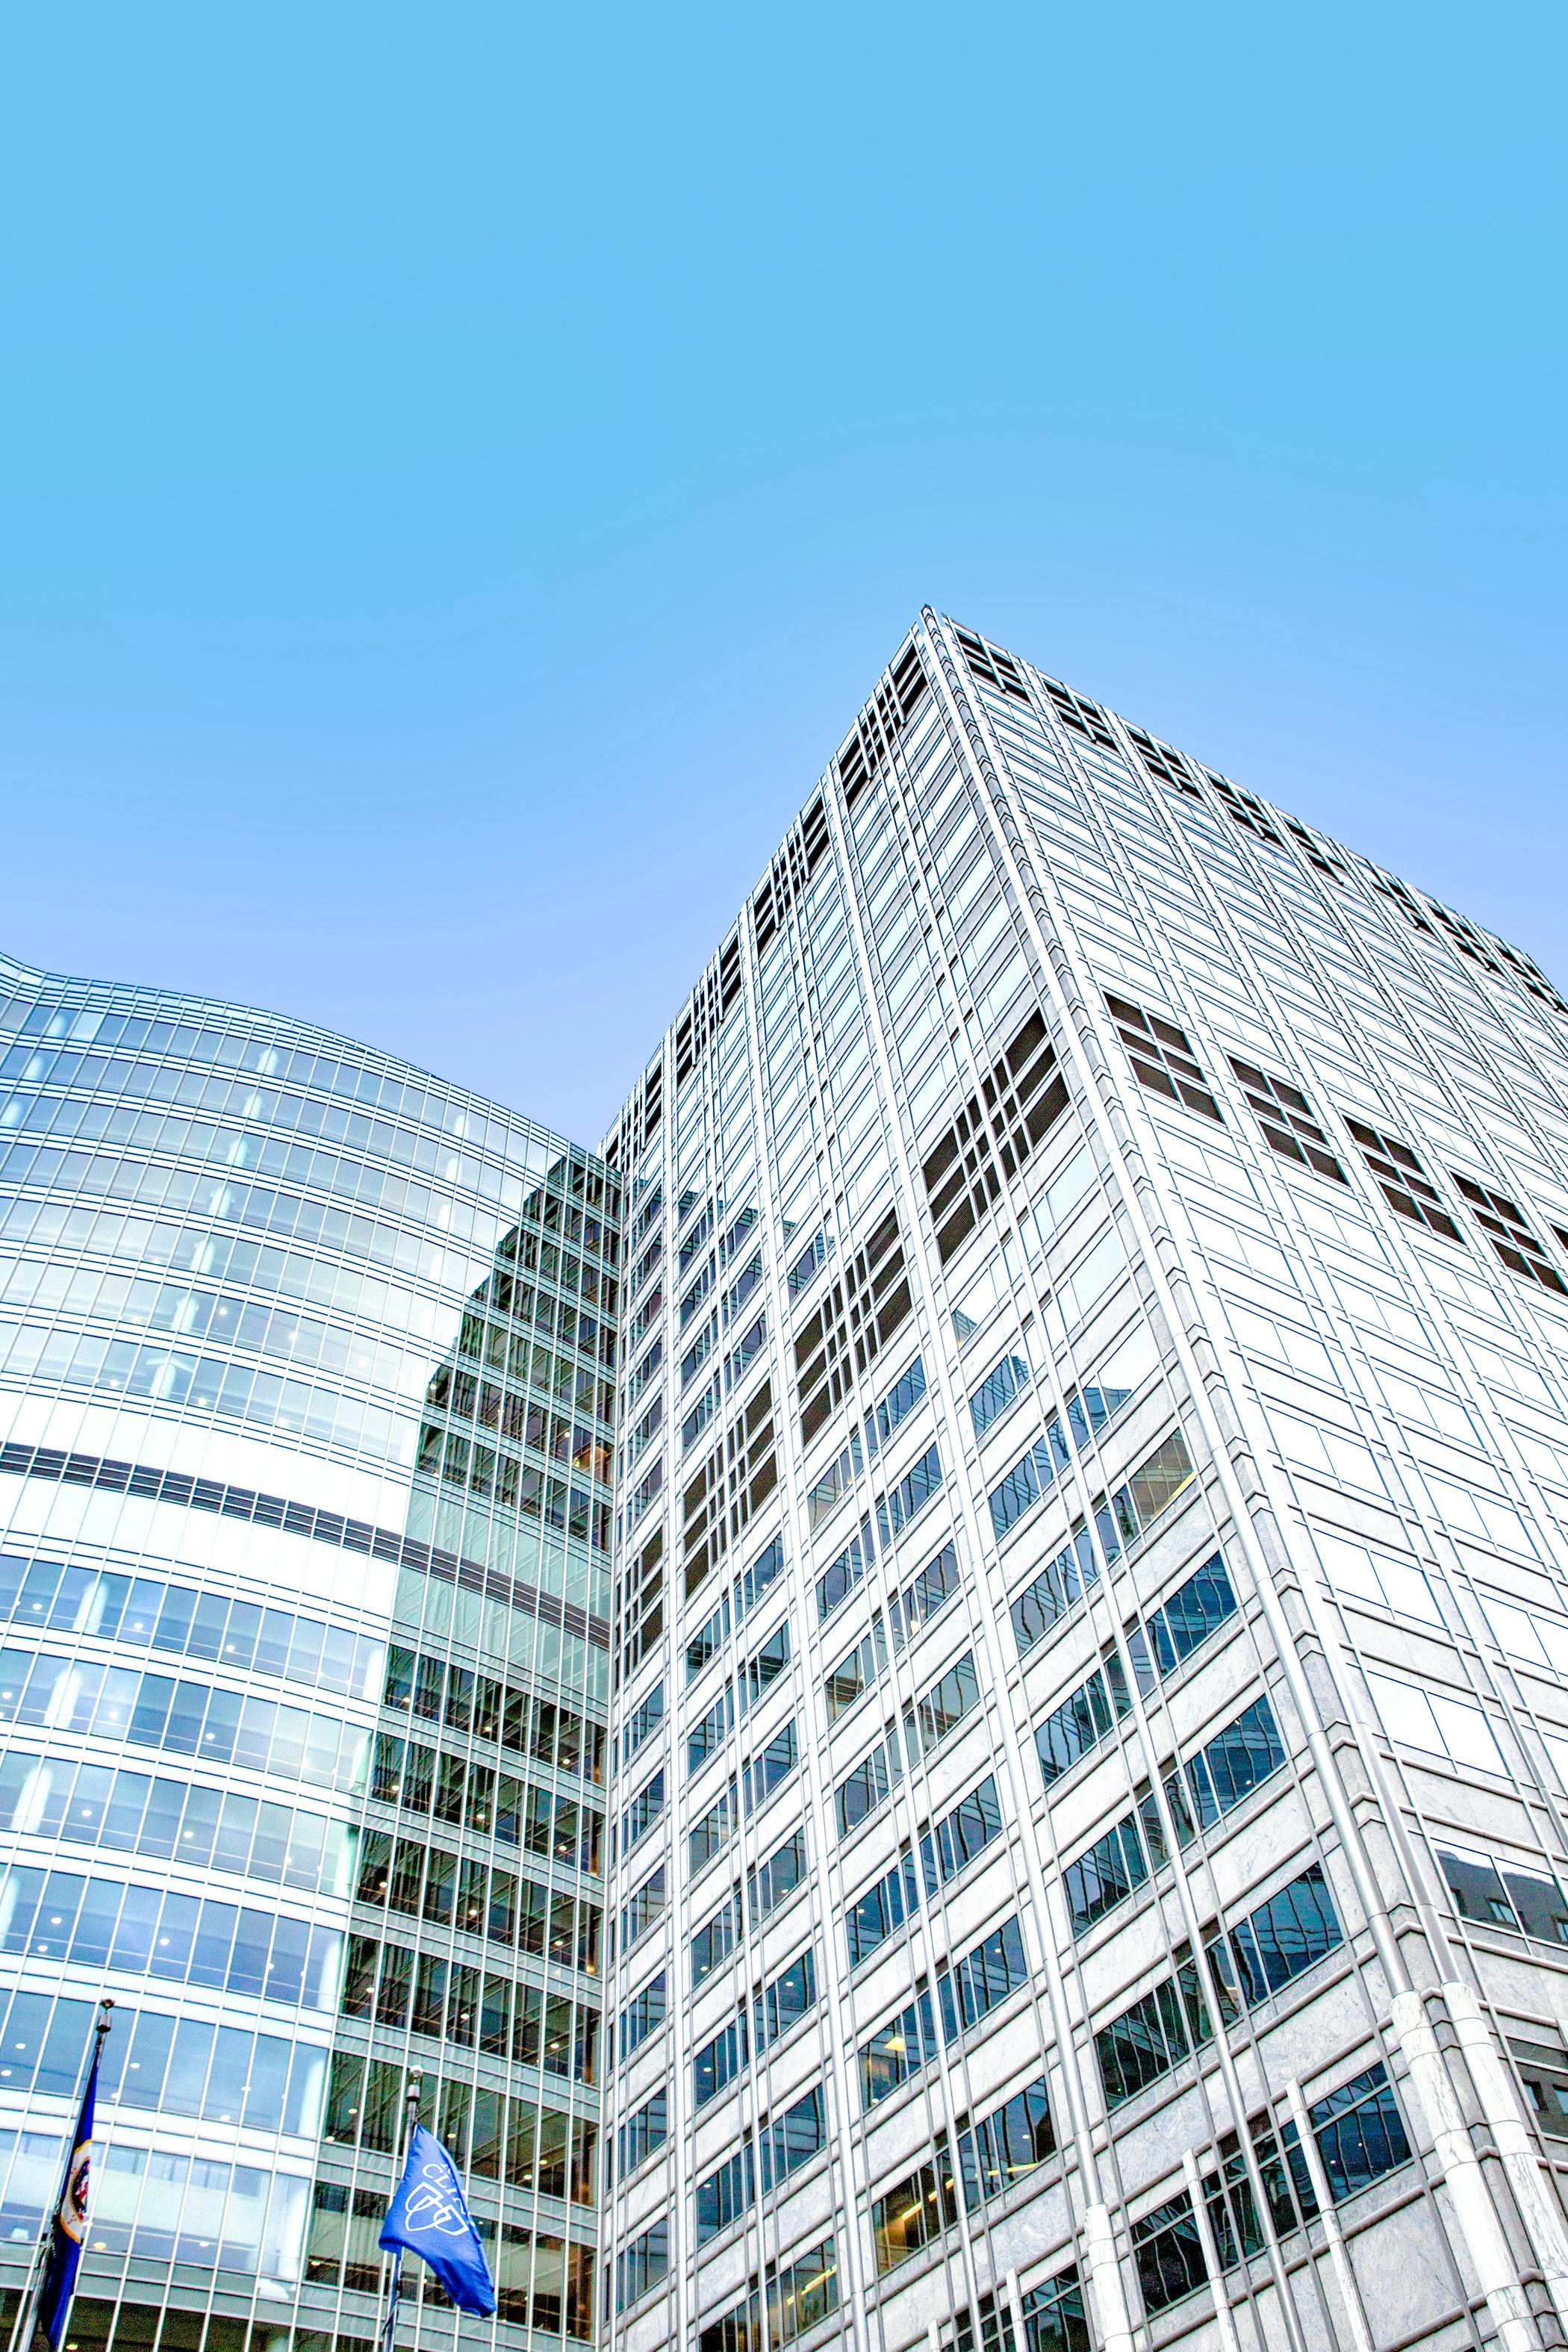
[13,610,1568,2352]
[0,952,618,2352]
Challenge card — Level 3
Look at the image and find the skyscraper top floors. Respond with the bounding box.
[598,612,1568,2352]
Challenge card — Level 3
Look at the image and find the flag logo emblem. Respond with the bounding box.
[379,2122,495,2315]
[403,2161,469,2237]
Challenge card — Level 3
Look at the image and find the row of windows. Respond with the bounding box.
[1106,998,1221,1121]
[872,2033,1399,2315]
[0,1131,520,1325]
[937,2286,1017,2352]
[681,1379,779,1598]
[0,1312,419,1468]
[815,1516,870,1621]
[971,1317,1155,1464]
[1018,2268,1090,2352]
[694,2085,826,2243]
[845,1775,1004,1968]
[340,1941,596,2077]
[792,1209,912,1449]
[693,2237,838,2352]
[681,1537,789,1682]
[0,1013,559,1195]
[806,1432,860,1534]
[0,1646,370,1795]
[679,1315,768,1452]
[612,1863,665,1965]
[957,2074,1055,2209]
[1440,1844,1568,1945]
[414,1429,613,1553]
[323,2052,595,2200]
[822,1541,962,1718]
[0,1987,323,2135]
[688,1722,799,1870]
[920,1009,1070,1267]
[992,1411,1193,1563]
[877,1442,945,1549]
[1109,990,1568,1295]
[0,1442,604,1652]
[0,1552,384,1697]
[0,1192,438,1359]
[685,1618,790,1758]
[1134,2063,1409,2316]
[833,1649,982,1841]
[0,1748,352,1898]
[626,1279,663,1359]
[617,1768,664,1858]
[0,1863,341,2009]
[1013,1482,1205,1726]
[1007,1525,1097,1652]
[1230,1059,1347,1183]
[870,2068,1055,2275]
[617,2087,666,2180]
[1097,1864,1343,2107]
[691,1830,808,1985]
[1062,1693,1286,1936]
[0,2127,305,2285]
[352,1832,602,1974]
[614,2218,668,2314]
[692,1952,815,2109]
[612,1968,665,2072]
[0,1085,532,1244]
[1348,1118,1462,1241]
[615,1844,803,2050]
[859,1917,1028,2109]
[369,1735,601,1872]
[425,1373,613,1480]
[0,1248,422,1409]
[307,2189,594,2335]
[615,1526,667,1686]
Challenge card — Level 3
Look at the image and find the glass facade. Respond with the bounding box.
[599,617,1568,2352]
[0,959,617,2352]
[13,613,1568,2352]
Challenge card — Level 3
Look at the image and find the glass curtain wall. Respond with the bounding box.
[597,615,1568,2352]
[0,953,617,2352]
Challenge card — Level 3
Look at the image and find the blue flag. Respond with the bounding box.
[37,2038,101,2349]
[379,2124,496,2315]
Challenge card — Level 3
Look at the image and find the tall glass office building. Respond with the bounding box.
[600,614,1568,2352]
[10,611,1568,2352]
[0,959,618,2352]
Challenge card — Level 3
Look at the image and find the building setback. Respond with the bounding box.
[4,612,1568,2352]
[599,612,1568,2352]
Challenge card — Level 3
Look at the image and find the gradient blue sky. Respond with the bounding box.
[2,1,1562,1147]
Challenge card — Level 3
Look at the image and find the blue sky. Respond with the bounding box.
[1,0,1562,1145]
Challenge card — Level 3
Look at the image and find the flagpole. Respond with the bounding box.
[379,2074,421,2352]
[7,2001,113,2352]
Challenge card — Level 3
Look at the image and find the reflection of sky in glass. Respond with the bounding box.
[0,962,613,2339]
[0,2129,310,2280]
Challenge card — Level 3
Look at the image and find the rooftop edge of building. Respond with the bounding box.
[0,944,608,1186]
[600,606,1567,1157]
